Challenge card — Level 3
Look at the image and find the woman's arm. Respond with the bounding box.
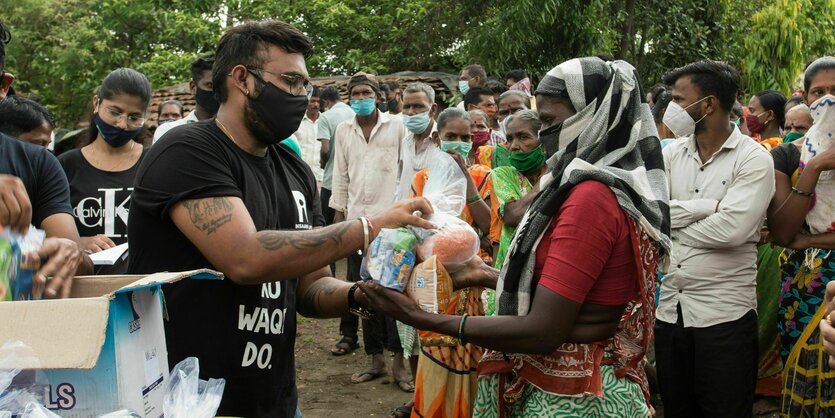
[359,281,581,355]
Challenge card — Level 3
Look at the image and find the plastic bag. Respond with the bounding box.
[0,226,45,301]
[98,410,142,417]
[0,341,46,417]
[421,149,467,216]
[412,213,480,273]
[163,357,225,418]
[361,228,417,291]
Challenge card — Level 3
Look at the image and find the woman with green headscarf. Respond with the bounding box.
[480,109,547,315]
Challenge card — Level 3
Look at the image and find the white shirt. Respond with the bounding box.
[292,114,323,182]
[152,111,199,143]
[329,111,406,220]
[658,126,775,328]
[395,122,437,200]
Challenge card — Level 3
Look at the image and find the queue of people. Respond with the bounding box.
[3,15,835,418]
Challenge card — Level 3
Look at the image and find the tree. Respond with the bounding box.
[742,0,805,95]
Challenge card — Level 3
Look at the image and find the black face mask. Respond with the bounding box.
[377,101,389,112]
[538,123,563,157]
[248,81,309,146]
[387,99,399,113]
[195,87,220,115]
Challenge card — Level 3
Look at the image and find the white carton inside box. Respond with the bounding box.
[0,269,223,417]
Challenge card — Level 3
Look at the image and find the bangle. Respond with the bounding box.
[366,217,376,242]
[791,187,814,197]
[457,313,470,345]
[359,217,370,253]
[467,194,482,204]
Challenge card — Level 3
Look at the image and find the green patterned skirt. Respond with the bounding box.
[472,365,651,418]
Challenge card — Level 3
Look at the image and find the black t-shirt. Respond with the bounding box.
[58,148,146,245]
[127,120,324,418]
[772,142,801,177]
[0,133,72,227]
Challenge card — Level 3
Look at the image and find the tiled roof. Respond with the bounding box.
[148,82,194,130]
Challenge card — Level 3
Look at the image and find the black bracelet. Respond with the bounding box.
[791,187,814,197]
[348,282,373,319]
[458,313,470,345]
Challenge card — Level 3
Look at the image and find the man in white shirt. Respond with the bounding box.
[655,60,776,418]
[329,72,412,389]
[153,55,219,143]
[395,82,437,200]
[291,86,323,185]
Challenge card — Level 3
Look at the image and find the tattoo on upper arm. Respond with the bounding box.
[298,279,344,318]
[183,197,234,235]
[257,220,353,251]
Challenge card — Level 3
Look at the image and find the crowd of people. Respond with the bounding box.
[3,16,835,418]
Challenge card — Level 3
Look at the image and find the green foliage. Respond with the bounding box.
[742,0,805,95]
[3,0,834,127]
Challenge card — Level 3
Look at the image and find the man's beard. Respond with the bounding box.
[243,98,281,146]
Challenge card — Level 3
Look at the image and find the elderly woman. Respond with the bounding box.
[767,56,835,417]
[359,57,669,417]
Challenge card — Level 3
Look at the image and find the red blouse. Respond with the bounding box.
[533,180,637,306]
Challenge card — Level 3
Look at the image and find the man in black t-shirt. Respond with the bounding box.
[127,21,433,418]
[0,20,91,298]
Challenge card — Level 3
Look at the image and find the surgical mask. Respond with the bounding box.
[440,140,473,161]
[351,98,377,116]
[195,87,220,115]
[458,80,470,95]
[94,112,142,148]
[509,146,546,173]
[783,132,804,143]
[249,80,309,145]
[538,123,563,157]
[731,118,742,127]
[662,97,709,137]
[403,112,431,134]
[158,119,176,126]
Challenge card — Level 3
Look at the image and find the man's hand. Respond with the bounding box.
[79,234,116,253]
[357,280,423,325]
[0,175,32,233]
[370,197,436,232]
[33,237,85,299]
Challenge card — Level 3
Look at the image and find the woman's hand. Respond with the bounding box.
[785,234,811,251]
[449,256,499,290]
[79,234,116,253]
[357,281,424,326]
[809,148,835,173]
[446,150,470,176]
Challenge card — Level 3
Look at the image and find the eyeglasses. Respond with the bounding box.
[100,106,146,129]
[246,67,312,98]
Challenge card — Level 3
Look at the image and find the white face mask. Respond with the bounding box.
[663,96,709,138]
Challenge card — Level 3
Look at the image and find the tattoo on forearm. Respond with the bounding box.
[257,220,354,251]
[183,197,233,235]
[298,279,344,318]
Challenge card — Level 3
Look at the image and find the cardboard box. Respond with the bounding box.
[0,269,223,417]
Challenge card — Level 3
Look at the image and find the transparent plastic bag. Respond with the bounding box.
[163,357,225,418]
[0,341,42,416]
[98,410,141,417]
[0,226,46,301]
[422,149,467,216]
[412,214,480,272]
[360,228,417,291]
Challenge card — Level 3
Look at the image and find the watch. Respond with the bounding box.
[348,282,373,319]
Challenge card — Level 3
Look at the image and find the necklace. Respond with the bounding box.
[86,140,138,172]
[215,118,237,146]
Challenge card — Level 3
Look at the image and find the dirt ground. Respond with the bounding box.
[295,260,413,418]
[294,260,781,418]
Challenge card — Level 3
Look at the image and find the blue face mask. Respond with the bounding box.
[351,98,377,117]
[440,140,473,160]
[403,112,431,134]
[94,112,142,148]
[458,80,470,95]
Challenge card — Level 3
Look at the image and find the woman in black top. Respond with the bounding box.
[59,68,150,255]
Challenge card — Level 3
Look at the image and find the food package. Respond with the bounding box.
[0,226,45,301]
[412,213,480,272]
[361,228,417,292]
[406,256,458,346]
